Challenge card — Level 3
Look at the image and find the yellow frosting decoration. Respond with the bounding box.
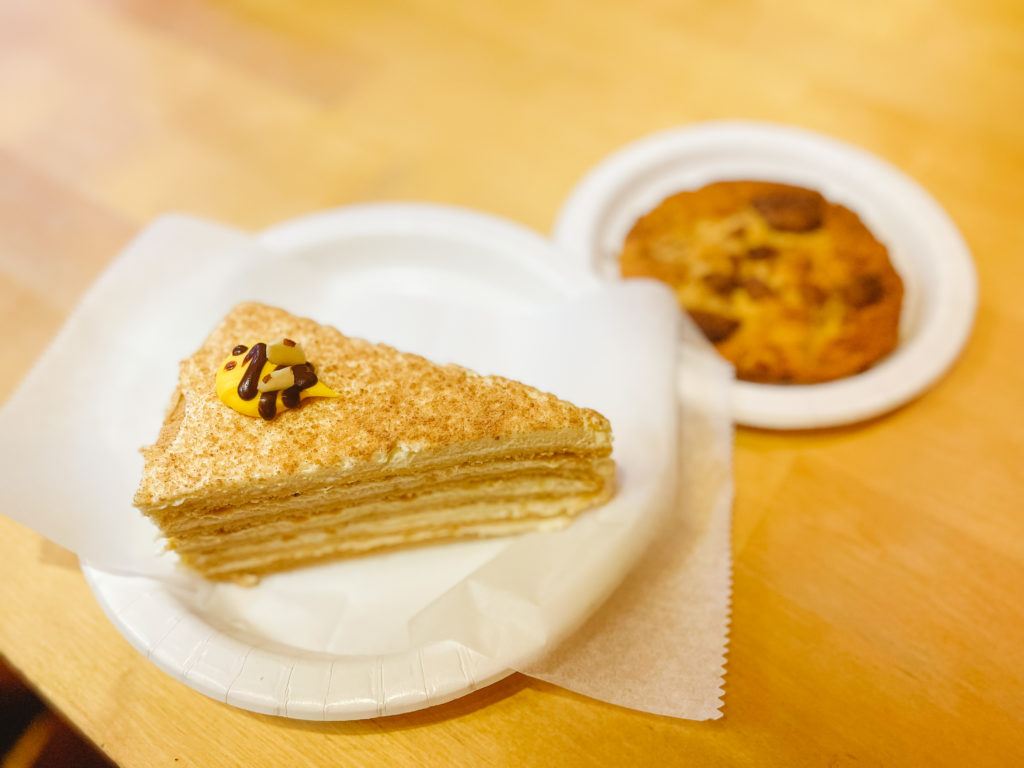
[215,341,339,418]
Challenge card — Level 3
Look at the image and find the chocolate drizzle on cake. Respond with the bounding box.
[290,363,318,390]
[233,342,324,420]
[258,391,278,420]
[281,363,318,410]
[237,343,267,401]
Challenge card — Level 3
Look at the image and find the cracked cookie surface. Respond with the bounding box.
[619,180,904,383]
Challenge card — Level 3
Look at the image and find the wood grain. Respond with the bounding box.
[1,0,1022,765]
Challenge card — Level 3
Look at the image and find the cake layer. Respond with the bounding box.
[140,436,611,516]
[180,492,608,580]
[192,518,570,581]
[160,457,612,536]
[150,453,604,527]
[169,466,612,549]
[176,494,595,558]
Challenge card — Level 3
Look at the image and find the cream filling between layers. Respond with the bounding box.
[141,425,612,515]
[153,454,601,529]
[163,475,602,548]
[169,469,610,551]
[179,493,597,558]
[163,459,611,539]
[181,492,608,577]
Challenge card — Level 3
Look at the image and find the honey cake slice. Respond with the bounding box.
[134,302,614,582]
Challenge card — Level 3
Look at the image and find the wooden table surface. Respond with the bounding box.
[2,0,1022,765]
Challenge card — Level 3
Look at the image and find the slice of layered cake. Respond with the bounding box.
[133,303,614,582]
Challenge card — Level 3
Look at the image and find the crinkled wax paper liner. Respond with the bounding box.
[522,323,734,719]
[516,321,733,720]
[410,315,735,720]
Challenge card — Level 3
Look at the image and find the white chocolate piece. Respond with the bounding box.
[257,366,296,392]
[267,338,306,366]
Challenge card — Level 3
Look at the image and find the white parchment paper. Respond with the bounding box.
[0,215,732,719]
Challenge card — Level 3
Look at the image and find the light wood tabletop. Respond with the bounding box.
[2,0,1022,765]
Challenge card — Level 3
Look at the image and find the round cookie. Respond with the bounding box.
[619,180,904,384]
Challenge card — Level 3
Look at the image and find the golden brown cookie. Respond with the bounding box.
[619,180,904,383]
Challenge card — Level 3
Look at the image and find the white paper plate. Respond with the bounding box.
[82,205,610,720]
[553,121,977,429]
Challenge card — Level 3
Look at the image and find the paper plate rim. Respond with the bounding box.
[81,562,515,719]
[552,120,977,429]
